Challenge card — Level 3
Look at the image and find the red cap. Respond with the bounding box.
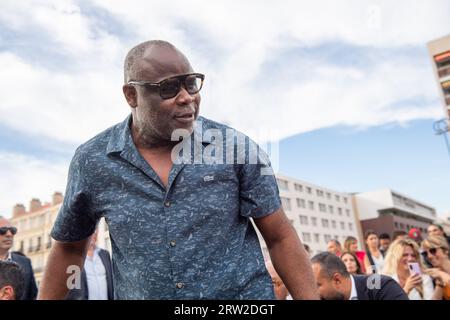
[408,228,421,240]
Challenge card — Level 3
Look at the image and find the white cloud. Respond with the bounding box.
[0,152,69,218]
[1,0,448,144]
[0,0,449,211]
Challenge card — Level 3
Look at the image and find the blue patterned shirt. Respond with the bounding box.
[51,115,281,299]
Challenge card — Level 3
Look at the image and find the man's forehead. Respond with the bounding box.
[138,46,192,81]
[0,219,11,227]
[311,263,322,277]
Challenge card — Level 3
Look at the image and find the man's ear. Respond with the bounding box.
[332,273,342,286]
[0,286,15,300]
[123,84,138,108]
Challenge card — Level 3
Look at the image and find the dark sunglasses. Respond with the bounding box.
[0,227,17,235]
[128,73,205,100]
[426,248,439,256]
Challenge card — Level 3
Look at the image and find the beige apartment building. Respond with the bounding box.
[9,192,111,286]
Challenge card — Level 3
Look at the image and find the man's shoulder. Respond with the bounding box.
[197,116,235,132]
[11,252,32,265]
[75,117,128,158]
[197,116,259,146]
[353,273,395,284]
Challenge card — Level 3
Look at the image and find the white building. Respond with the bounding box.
[353,188,436,239]
[256,173,363,258]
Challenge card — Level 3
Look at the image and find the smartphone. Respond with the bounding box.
[408,262,422,276]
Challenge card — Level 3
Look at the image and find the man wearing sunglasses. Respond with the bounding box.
[0,216,38,300]
[39,40,318,300]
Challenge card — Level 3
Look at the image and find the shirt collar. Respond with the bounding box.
[349,275,358,300]
[106,114,214,156]
[2,251,12,261]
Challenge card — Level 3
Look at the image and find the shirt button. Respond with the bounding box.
[164,201,171,207]
[170,240,176,247]
[176,282,185,289]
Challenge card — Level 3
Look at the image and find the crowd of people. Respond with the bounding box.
[267,222,450,300]
[2,214,450,300]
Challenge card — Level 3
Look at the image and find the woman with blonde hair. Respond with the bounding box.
[383,238,436,300]
[422,235,450,300]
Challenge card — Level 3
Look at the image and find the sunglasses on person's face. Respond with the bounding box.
[426,248,439,256]
[128,73,205,100]
[0,227,17,236]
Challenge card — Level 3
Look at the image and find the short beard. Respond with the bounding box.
[322,290,346,300]
[132,118,182,150]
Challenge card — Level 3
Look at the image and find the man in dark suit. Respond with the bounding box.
[66,229,114,300]
[0,216,38,300]
[311,252,408,300]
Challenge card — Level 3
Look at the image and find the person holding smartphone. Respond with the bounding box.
[382,238,436,300]
[422,235,450,300]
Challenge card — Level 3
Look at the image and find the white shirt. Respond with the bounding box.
[0,251,12,261]
[349,275,358,300]
[368,253,385,274]
[84,247,108,300]
[391,273,434,300]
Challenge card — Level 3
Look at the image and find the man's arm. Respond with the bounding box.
[38,239,90,300]
[254,207,319,300]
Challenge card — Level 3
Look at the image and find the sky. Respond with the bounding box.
[0,0,449,218]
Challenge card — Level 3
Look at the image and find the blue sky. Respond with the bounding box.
[0,0,449,217]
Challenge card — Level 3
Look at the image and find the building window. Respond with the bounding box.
[322,219,329,228]
[297,198,306,208]
[294,183,303,192]
[324,234,332,243]
[308,201,315,210]
[335,195,340,202]
[302,232,311,243]
[319,203,327,212]
[348,223,353,231]
[281,197,291,211]
[395,222,399,228]
[340,222,345,230]
[311,217,317,226]
[343,197,348,204]
[277,179,289,191]
[338,208,343,216]
[28,239,33,253]
[326,192,331,199]
[306,187,312,194]
[46,234,52,249]
[36,236,41,252]
[328,205,334,214]
[19,241,24,253]
[331,220,336,229]
[299,215,309,225]
[316,190,324,197]
[314,233,320,243]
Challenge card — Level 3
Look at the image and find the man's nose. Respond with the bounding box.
[5,229,14,236]
[175,87,195,105]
